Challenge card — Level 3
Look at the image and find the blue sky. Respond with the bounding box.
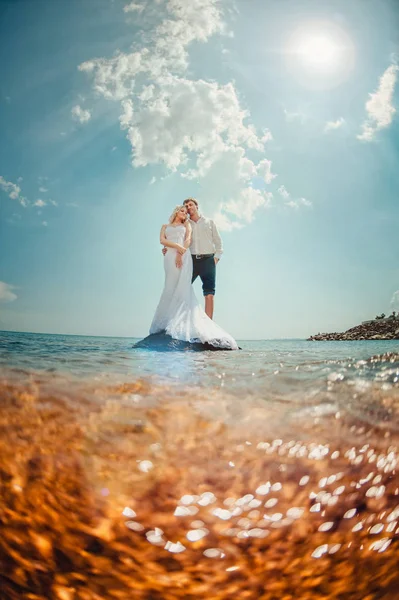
[1,0,399,339]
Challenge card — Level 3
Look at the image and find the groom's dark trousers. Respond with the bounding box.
[191,254,216,296]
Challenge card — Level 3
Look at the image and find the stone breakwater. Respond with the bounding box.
[308,318,399,341]
[1,369,399,599]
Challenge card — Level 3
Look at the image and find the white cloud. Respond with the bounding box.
[278,185,311,209]
[153,0,225,72]
[111,146,117,152]
[39,186,48,192]
[285,197,312,209]
[79,53,143,100]
[149,176,156,184]
[0,175,28,206]
[357,64,398,142]
[278,185,290,199]
[0,176,20,200]
[183,146,274,229]
[34,199,46,207]
[79,0,225,97]
[0,176,56,215]
[217,188,273,228]
[324,117,345,132]
[78,0,303,229]
[261,129,273,143]
[0,281,17,303]
[42,221,48,227]
[71,104,92,123]
[120,77,266,173]
[257,159,276,184]
[79,0,224,96]
[124,2,145,13]
[139,85,155,102]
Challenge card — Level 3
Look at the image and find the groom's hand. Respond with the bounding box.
[214,258,219,265]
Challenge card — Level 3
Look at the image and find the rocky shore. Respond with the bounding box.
[308,317,399,341]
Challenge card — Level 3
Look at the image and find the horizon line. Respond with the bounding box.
[0,329,306,342]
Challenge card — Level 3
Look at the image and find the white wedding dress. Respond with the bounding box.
[149,224,238,350]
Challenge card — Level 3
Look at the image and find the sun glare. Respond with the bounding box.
[297,34,340,69]
[285,21,355,88]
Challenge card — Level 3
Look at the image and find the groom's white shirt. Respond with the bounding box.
[189,215,223,260]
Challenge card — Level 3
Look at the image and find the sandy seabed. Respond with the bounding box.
[1,371,399,600]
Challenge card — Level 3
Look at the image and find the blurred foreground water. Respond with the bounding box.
[1,331,399,599]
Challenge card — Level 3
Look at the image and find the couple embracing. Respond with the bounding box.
[149,198,238,351]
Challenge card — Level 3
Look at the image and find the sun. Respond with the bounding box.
[286,21,355,88]
[297,34,341,69]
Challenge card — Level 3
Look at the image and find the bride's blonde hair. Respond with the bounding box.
[169,205,187,224]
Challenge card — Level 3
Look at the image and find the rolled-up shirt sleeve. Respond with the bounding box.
[211,220,223,260]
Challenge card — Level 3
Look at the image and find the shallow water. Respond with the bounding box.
[2,330,399,387]
[2,331,399,427]
[1,331,399,599]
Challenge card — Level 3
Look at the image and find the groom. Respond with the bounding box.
[163,197,223,320]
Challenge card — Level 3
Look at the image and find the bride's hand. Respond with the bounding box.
[176,245,186,255]
[175,254,183,269]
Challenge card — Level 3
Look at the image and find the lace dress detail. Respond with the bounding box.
[149,225,238,350]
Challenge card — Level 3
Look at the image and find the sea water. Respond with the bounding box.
[2,329,399,389]
[1,330,399,599]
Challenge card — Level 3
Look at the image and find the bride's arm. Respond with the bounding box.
[183,222,192,249]
[160,225,185,252]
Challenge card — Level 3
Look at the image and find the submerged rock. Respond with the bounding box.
[134,331,237,351]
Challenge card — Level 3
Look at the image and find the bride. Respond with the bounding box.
[149,205,238,350]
